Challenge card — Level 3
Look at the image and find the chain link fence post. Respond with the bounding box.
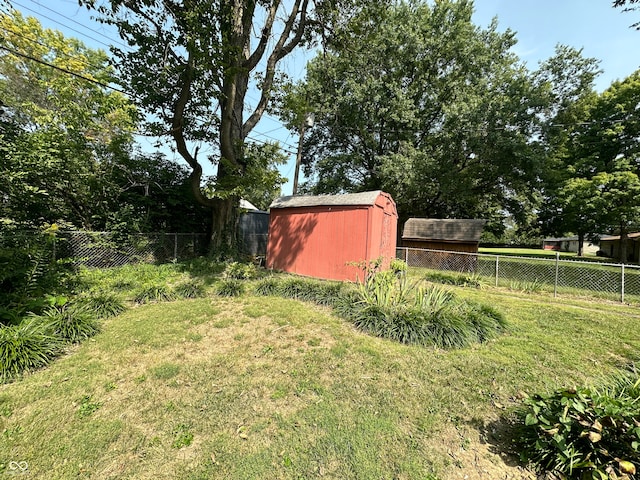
[495,255,499,287]
[621,264,625,304]
[554,252,560,298]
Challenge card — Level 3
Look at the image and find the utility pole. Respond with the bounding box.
[292,112,314,195]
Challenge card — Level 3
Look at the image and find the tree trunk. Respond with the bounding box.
[577,231,584,257]
[619,225,629,263]
[210,197,238,253]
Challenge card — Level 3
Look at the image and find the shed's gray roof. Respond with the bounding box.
[402,218,486,242]
[269,190,384,209]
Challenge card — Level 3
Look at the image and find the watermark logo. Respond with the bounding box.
[7,461,29,475]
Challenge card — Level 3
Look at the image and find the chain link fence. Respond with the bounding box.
[397,247,640,304]
[53,232,208,267]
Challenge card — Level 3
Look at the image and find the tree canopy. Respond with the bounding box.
[80,0,360,249]
[282,0,552,234]
[0,11,209,233]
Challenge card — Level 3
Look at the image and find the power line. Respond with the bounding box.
[9,0,123,51]
[1,41,296,157]
[17,0,130,49]
[0,24,112,74]
[0,43,129,94]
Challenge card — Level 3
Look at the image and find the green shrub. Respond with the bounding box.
[77,293,126,318]
[0,319,60,381]
[516,370,640,479]
[223,261,257,280]
[134,285,174,304]
[390,258,408,276]
[343,272,505,348]
[39,305,101,343]
[215,279,245,297]
[173,281,206,299]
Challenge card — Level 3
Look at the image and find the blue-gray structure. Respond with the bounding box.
[238,210,269,256]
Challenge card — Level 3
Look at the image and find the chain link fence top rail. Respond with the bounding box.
[397,247,640,304]
[54,232,208,267]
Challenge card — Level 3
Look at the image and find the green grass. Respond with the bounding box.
[478,247,595,259]
[2,261,640,478]
[0,264,639,479]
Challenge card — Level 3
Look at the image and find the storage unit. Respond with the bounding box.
[402,218,486,253]
[266,191,397,281]
[401,218,485,271]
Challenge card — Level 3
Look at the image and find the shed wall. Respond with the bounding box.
[267,205,371,281]
[266,192,397,281]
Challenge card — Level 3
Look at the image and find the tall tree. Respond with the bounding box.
[81,0,359,251]
[0,11,137,228]
[282,0,547,233]
[535,45,601,254]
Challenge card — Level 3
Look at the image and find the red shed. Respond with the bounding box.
[266,191,398,282]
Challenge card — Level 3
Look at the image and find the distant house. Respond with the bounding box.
[542,236,599,255]
[400,218,486,272]
[599,233,640,262]
[266,190,398,282]
[401,218,486,253]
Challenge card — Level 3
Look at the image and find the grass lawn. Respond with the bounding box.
[478,247,602,261]
[1,265,639,479]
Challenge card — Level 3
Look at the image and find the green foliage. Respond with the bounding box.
[77,395,101,418]
[389,259,408,276]
[0,320,60,382]
[134,285,174,304]
[253,276,281,296]
[516,370,640,479]
[423,271,482,288]
[223,261,258,280]
[342,272,506,348]
[38,305,101,343]
[171,424,194,449]
[0,225,76,323]
[255,276,347,307]
[215,279,245,297]
[287,0,547,228]
[173,281,206,299]
[77,293,126,319]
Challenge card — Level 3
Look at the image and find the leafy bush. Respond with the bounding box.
[342,271,505,348]
[516,370,640,479]
[134,285,174,304]
[390,258,408,276]
[0,224,76,323]
[0,319,60,381]
[223,261,258,280]
[215,279,245,297]
[38,305,101,343]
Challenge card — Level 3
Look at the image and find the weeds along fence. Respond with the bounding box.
[397,247,640,304]
[2,231,208,268]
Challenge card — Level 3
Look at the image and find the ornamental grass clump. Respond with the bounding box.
[0,319,60,382]
[516,369,640,480]
[38,305,101,343]
[343,270,505,349]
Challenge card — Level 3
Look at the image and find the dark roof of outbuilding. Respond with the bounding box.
[402,218,486,242]
[269,190,387,209]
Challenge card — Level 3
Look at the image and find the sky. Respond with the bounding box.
[4,0,640,195]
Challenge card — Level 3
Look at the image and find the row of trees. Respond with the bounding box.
[2,1,639,256]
